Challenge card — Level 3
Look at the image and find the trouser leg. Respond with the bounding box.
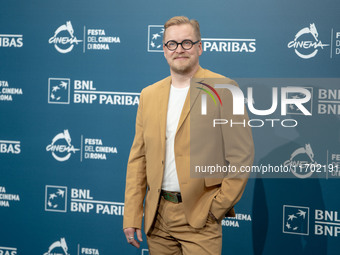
[147,197,182,255]
[147,197,222,255]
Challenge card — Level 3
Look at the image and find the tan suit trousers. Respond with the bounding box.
[147,197,222,255]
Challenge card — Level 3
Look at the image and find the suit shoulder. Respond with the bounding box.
[203,68,238,86]
[203,68,226,79]
[140,76,170,96]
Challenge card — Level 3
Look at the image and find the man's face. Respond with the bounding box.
[163,24,203,75]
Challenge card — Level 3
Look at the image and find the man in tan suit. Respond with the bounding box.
[123,16,254,254]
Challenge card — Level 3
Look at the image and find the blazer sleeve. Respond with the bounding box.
[123,89,147,229]
[209,79,255,221]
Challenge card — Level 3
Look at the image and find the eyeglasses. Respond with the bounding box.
[164,40,200,51]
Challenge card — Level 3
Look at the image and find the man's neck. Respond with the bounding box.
[170,65,199,88]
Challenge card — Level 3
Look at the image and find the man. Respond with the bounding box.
[123,16,254,254]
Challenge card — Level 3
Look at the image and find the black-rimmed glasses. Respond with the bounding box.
[164,40,200,51]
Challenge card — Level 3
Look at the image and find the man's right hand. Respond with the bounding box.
[123,227,143,248]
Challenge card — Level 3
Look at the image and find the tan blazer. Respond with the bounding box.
[123,66,254,234]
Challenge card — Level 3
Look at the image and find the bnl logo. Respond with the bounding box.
[283,205,309,235]
[286,88,313,115]
[147,25,164,52]
[142,249,149,255]
[45,185,68,212]
[48,78,70,104]
[197,81,312,116]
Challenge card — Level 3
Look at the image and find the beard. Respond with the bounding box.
[168,56,195,75]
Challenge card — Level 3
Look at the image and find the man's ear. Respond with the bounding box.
[163,44,166,58]
[198,41,203,56]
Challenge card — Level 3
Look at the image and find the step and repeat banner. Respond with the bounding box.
[1,0,340,254]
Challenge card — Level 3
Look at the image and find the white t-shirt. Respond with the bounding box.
[161,85,190,192]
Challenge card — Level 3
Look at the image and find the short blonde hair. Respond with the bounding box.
[163,16,201,43]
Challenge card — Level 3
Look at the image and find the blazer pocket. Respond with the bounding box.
[204,178,223,187]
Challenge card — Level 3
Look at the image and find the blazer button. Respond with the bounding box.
[162,160,164,165]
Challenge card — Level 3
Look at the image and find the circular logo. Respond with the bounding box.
[49,21,82,53]
[46,130,79,161]
[284,144,317,178]
[287,23,329,59]
[44,238,69,255]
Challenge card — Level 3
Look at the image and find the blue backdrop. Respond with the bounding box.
[1,0,340,254]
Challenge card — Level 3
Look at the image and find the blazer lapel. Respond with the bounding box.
[176,66,205,134]
[158,77,171,153]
